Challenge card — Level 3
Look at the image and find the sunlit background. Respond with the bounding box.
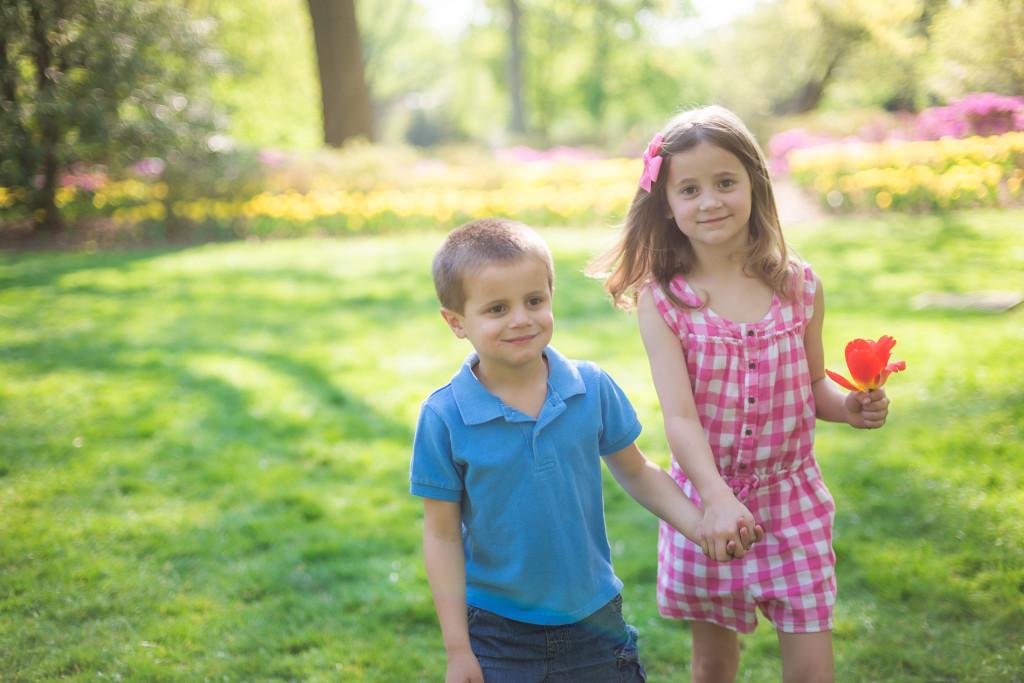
[1,2,1022,681]
[1,0,1022,244]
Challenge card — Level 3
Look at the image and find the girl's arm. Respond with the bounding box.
[637,288,758,561]
[804,274,890,428]
[422,498,484,683]
[604,442,762,558]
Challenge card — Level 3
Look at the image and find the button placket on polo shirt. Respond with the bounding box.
[529,392,565,472]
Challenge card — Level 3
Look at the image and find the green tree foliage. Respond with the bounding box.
[0,0,222,233]
[707,0,1023,123]
[708,0,930,119]
[356,0,452,144]
[193,0,321,151]
[197,0,451,149]
[925,0,1024,100]
[448,0,704,146]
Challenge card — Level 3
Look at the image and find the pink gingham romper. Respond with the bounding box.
[651,263,836,634]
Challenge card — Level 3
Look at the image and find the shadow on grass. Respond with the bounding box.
[4,221,1022,680]
[0,241,446,678]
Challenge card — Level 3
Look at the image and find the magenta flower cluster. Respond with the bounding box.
[769,92,1024,174]
[914,93,1024,140]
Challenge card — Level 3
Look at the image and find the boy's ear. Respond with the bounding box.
[440,307,467,339]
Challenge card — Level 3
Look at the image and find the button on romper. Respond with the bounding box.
[651,263,836,634]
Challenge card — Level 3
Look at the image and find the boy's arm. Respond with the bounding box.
[803,275,891,429]
[603,443,763,559]
[422,498,484,683]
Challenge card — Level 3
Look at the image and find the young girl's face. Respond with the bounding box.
[663,141,752,254]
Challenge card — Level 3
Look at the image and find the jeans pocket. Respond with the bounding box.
[616,624,646,682]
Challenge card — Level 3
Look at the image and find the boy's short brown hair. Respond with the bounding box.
[431,218,555,313]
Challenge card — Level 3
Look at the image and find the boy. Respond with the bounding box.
[411,219,761,682]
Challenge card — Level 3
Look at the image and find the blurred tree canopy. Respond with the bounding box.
[708,0,1023,124]
[925,0,1024,100]
[0,0,222,233]
[3,0,1022,236]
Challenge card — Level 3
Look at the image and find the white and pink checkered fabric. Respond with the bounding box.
[649,263,836,634]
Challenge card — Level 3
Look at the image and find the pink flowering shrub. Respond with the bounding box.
[915,93,1024,140]
[767,128,843,174]
[772,93,1024,213]
[770,92,1024,183]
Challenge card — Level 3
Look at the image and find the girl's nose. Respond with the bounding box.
[700,192,723,211]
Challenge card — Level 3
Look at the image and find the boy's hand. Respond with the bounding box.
[846,387,890,429]
[445,647,484,683]
[698,496,758,561]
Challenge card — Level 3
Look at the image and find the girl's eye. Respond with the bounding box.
[720,178,736,189]
[488,304,506,314]
[681,186,698,196]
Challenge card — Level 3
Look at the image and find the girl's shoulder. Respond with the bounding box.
[646,274,703,308]
[784,259,818,315]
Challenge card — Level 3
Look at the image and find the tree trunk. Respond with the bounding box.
[28,0,63,233]
[306,0,374,147]
[507,0,525,134]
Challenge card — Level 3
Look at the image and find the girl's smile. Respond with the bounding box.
[663,141,753,252]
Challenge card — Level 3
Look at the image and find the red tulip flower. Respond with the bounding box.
[826,335,906,392]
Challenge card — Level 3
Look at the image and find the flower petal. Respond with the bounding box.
[874,360,906,388]
[846,343,885,387]
[826,368,861,392]
[874,335,897,363]
[885,360,906,373]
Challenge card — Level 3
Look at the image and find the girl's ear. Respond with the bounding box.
[440,307,467,339]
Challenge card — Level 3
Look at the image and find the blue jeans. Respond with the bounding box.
[466,594,647,682]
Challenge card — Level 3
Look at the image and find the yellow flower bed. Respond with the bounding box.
[15,133,1022,240]
[0,159,640,237]
[788,133,1024,211]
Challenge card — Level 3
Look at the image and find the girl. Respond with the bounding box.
[587,106,891,683]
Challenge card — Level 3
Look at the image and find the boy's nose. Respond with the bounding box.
[509,306,530,326]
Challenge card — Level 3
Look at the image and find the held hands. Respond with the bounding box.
[845,387,890,429]
[697,495,764,562]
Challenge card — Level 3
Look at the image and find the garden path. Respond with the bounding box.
[773,176,823,225]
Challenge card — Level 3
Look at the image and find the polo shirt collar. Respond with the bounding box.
[450,346,586,425]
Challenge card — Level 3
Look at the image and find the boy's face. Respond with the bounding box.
[440,257,554,374]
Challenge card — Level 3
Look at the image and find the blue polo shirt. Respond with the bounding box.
[410,346,642,625]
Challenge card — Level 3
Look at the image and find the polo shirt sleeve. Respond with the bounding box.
[410,402,464,502]
[595,368,642,456]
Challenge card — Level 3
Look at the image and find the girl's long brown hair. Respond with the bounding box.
[587,105,800,312]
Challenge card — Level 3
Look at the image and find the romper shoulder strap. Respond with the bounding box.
[646,276,701,341]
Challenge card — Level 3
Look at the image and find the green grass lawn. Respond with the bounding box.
[1,209,1022,681]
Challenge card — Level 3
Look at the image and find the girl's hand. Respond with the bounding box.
[697,494,758,561]
[845,387,890,429]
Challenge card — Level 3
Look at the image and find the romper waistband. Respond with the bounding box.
[724,466,813,501]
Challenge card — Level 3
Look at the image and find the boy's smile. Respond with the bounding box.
[440,256,554,378]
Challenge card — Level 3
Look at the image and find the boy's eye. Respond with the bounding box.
[528,296,545,306]
[488,304,506,314]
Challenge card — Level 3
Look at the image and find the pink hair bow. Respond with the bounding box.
[638,134,664,192]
